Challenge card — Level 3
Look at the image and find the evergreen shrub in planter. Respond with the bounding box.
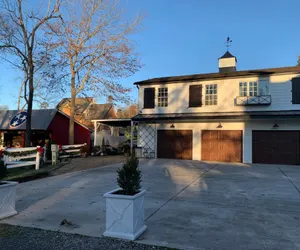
[103,155,147,240]
[0,160,18,220]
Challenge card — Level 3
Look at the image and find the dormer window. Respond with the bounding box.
[158,87,168,107]
[239,82,258,97]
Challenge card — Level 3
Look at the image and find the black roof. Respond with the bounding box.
[134,66,300,85]
[132,110,300,122]
[219,51,236,59]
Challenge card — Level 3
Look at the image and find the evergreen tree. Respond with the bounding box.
[117,155,141,195]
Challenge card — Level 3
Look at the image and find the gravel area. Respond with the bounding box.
[51,155,125,176]
[0,224,175,250]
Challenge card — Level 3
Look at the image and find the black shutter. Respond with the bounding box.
[144,88,155,108]
[292,78,300,104]
[189,85,202,107]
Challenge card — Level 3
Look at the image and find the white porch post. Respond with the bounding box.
[130,120,134,154]
[35,149,40,170]
[94,121,97,146]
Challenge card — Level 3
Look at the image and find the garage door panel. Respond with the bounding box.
[157,130,192,160]
[252,131,300,165]
[202,130,242,163]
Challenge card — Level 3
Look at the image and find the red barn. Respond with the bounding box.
[0,109,91,149]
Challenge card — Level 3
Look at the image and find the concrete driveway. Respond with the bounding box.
[2,159,300,249]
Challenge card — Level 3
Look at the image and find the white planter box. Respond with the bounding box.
[103,188,147,240]
[0,181,18,220]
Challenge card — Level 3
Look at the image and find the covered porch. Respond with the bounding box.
[92,119,155,158]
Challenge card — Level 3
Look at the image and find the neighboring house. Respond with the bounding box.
[57,98,118,131]
[57,97,95,129]
[133,51,300,165]
[0,109,91,149]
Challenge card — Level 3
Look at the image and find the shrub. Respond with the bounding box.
[80,144,89,155]
[116,155,141,195]
[0,160,7,180]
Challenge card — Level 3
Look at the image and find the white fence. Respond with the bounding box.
[57,143,86,160]
[3,147,40,170]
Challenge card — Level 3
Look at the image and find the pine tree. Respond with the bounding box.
[117,155,141,195]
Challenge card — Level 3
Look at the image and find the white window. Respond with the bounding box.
[205,84,217,106]
[249,82,258,96]
[239,82,258,96]
[158,88,168,107]
[239,82,248,96]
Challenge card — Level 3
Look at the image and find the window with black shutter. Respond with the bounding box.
[189,85,203,107]
[292,78,300,104]
[144,88,155,108]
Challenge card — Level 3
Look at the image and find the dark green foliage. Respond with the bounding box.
[116,155,141,195]
[0,160,7,179]
[80,144,89,154]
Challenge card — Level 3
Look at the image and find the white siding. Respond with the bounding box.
[138,73,300,114]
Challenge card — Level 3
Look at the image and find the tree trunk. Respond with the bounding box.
[69,75,76,145]
[25,52,34,147]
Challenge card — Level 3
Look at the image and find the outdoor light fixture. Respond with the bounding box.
[217,123,223,128]
[273,123,279,128]
[170,124,175,128]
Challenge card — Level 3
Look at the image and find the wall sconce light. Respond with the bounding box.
[217,123,223,128]
[273,123,279,128]
[170,124,175,128]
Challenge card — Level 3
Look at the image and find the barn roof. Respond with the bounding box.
[0,109,57,130]
[0,109,92,131]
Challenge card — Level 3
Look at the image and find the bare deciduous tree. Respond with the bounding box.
[0,104,8,110]
[117,103,138,118]
[0,0,62,146]
[46,0,142,144]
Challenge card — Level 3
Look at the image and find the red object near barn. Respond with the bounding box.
[0,109,91,150]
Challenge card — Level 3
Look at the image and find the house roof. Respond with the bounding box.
[85,104,114,120]
[132,110,300,122]
[0,109,57,130]
[219,51,236,60]
[134,66,300,85]
[56,97,94,115]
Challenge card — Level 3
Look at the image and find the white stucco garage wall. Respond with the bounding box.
[139,119,300,163]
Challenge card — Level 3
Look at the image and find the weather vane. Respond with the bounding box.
[225,37,232,51]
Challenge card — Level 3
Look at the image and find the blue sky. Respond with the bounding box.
[1,0,300,109]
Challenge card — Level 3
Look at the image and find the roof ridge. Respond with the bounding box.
[134,65,300,85]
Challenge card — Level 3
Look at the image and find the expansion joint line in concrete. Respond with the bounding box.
[278,167,300,195]
[145,163,218,221]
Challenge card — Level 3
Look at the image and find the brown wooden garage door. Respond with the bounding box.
[201,130,243,162]
[157,130,192,160]
[252,131,300,165]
